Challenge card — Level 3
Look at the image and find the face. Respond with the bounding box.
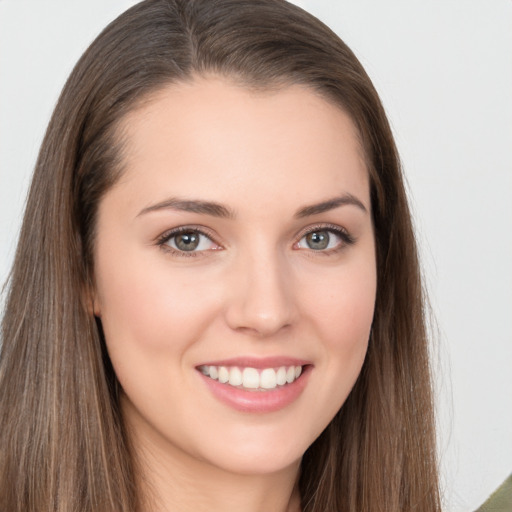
[93,77,376,476]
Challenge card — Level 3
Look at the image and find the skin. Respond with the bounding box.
[92,76,377,512]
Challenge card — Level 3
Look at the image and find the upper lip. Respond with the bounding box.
[196,356,311,369]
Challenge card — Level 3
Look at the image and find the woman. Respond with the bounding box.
[0,0,441,510]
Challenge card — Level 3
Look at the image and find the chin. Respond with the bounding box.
[206,448,303,477]
[189,423,312,476]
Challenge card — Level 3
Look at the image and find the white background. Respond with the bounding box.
[0,1,510,510]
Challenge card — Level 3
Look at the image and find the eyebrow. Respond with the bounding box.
[137,193,367,219]
[294,193,368,218]
[137,198,235,219]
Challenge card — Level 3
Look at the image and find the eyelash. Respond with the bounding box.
[156,226,220,258]
[295,224,356,256]
[156,223,355,257]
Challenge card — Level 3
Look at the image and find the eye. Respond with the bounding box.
[295,226,354,252]
[158,227,221,255]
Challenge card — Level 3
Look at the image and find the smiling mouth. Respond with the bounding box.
[197,365,304,391]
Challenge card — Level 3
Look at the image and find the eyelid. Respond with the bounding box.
[155,222,355,257]
[294,223,355,251]
[156,225,223,256]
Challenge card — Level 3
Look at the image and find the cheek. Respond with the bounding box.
[94,248,223,360]
[285,258,376,441]
[305,263,376,346]
[299,256,376,394]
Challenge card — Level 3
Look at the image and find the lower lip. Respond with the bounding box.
[198,366,312,413]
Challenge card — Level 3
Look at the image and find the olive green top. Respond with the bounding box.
[475,474,512,512]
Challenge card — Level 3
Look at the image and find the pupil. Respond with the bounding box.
[306,231,329,250]
[176,232,199,251]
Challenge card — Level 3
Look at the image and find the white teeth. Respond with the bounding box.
[242,368,260,389]
[276,366,287,386]
[260,368,277,389]
[200,364,304,390]
[218,366,229,383]
[229,367,243,386]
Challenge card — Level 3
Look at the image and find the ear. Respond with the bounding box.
[84,279,102,318]
[92,295,102,318]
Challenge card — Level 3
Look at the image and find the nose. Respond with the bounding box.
[224,248,297,337]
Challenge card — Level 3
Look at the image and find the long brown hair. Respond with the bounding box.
[0,1,441,510]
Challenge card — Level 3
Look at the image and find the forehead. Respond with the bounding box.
[113,76,369,214]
